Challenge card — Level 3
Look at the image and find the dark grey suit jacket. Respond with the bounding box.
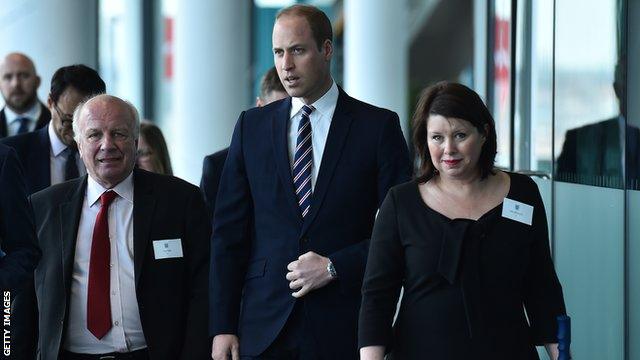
[28,169,210,359]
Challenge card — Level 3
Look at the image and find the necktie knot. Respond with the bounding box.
[301,105,315,118]
[66,147,76,160]
[15,117,30,134]
[64,148,80,181]
[100,191,118,207]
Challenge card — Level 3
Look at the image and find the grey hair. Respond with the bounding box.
[72,94,141,143]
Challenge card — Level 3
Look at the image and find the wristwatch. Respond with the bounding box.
[326,259,337,279]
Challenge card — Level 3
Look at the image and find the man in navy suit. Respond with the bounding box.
[0,65,106,195]
[210,5,411,360]
[0,53,50,138]
[0,143,40,291]
[200,66,287,217]
[0,143,41,360]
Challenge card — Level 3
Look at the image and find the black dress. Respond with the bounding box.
[358,172,566,359]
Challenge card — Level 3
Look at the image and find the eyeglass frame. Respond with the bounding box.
[52,101,74,122]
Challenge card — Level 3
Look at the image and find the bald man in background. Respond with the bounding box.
[0,52,50,138]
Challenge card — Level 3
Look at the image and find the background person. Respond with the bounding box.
[0,64,106,194]
[358,82,566,360]
[200,66,287,217]
[0,52,50,138]
[0,143,40,292]
[137,121,173,175]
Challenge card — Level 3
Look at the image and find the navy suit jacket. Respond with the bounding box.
[0,125,51,195]
[200,148,229,219]
[0,143,40,291]
[210,88,411,358]
[0,102,51,138]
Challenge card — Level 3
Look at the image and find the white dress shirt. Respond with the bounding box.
[4,101,41,136]
[64,173,147,353]
[288,80,338,189]
[48,121,86,185]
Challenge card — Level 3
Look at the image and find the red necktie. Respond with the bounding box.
[87,190,118,339]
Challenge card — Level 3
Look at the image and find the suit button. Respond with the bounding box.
[301,237,309,243]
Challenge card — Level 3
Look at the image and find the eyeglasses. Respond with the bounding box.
[53,102,74,122]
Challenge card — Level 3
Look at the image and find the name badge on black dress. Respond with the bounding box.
[501,198,533,225]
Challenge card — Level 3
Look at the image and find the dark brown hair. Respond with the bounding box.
[412,81,497,183]
[139,121,173,176]
[259,66,285,99]
[276,4,333,50]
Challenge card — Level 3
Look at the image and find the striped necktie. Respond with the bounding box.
[293,105,315,218]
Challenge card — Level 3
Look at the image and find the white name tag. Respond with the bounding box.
[153,239,183,259]
[501,198,534,225]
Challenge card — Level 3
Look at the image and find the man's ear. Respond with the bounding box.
[323,39,333,61]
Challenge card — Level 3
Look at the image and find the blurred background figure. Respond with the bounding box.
[137,120,173,175]
[200,66,287,216]
[255,66,288,107]
[0,64,106,195]
[0,52,50,138]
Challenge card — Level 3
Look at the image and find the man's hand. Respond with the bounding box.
[211,334,239,360]
[286,251,335,298]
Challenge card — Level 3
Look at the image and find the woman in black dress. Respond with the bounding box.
[358,82,566,359]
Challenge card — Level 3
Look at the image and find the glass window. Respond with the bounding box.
[553,1,626,359]
[514,0,554,174]
[153,0,176,128]
[490,0,512,169]
[98,0,143,111]
[554,0,623,188]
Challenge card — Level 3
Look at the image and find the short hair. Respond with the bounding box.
[50,64,106,104]
[412,81,497,183]
[259,67,285,100]
[72,94,140,143]
[276,4,333,50]
[139,121,173,176]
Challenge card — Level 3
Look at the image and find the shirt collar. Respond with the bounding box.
[290,80,338,120]
[86,171,134,208]
[48,120,68,157]
[4,101,41,124]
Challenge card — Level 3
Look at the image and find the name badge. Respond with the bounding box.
[153,239,183,259]
[501,198,533,225]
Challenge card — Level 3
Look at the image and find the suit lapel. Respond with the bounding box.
[60,176,88,294]
[28,127,51,191]
[0,109,7,137]
[133,169,156,287]
[271,98,304,224]
[36,102,51,130]
[301,89,354,234]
